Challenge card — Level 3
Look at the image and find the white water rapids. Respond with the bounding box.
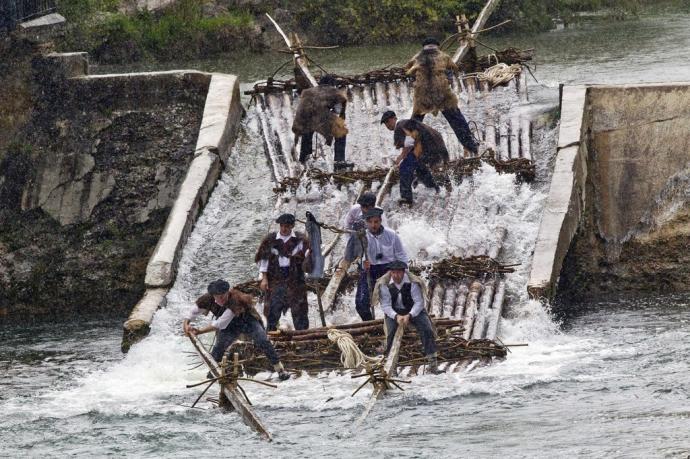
[3,12,690,457]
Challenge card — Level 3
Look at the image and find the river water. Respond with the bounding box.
[3,12,690,457]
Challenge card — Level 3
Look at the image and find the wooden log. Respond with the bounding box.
[462,281,483,340]
[188,334,272,441]
[498,120,510,161]
[485,279,506,340]
[452,283,469,318]
[442,287,458,318]
[453,0,502,64]
[484,117,497,152]
[267,93,297,177]
[321,257,351,313]
[520,118,532,161]
[374,82,388,107]
[509,116,521,160]
[471,278,496,340]
[430,283,445,316]
[518,72,529,102]
[488,227,507,259]
[255,100,285,182]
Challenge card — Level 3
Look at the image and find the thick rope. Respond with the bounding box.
[478,63,522,87]
[327,329,382,369]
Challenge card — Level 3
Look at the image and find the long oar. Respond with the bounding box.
[187,334,273,441]
[353,322,406,427]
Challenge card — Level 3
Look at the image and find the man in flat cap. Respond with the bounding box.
[405,37,478,156]
[183,279,291,380]
[255,213,311,331]
[354,207,409,321]
[342,191,388,262]
[381,111,446,205]
[371,261,443,374]
[292,74,352,172]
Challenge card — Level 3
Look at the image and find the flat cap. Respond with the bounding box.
[364,207,384,219]
[208,279,230,295]
[388,260,408,271]
[276,213,296,225]
[380,110,396,124]
[422,37,440,47]
[357,192,377,207]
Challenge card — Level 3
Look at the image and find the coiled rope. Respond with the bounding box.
[478,63,522,87]
[327,329,382,369]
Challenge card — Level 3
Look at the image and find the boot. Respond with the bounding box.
[426,353,445,375]
[274,362,290,381]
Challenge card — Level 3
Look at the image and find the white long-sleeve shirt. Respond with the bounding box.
[184,304,235,330]
[379,273,425,319]
[258,231,304,273]
[364,227,409,266]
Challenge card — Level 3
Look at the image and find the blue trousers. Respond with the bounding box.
[414,107,478,154]
[355,263,390,321]
[211,314,280,365]
[399,153,438,202]
[385,310,437,356]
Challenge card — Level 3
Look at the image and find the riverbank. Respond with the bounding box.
[51,0,684,66]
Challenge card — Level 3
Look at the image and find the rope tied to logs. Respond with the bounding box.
[327,328,382,369]
[478,63,522,88]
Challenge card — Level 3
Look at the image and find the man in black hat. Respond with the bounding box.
[371,261,443,374]
[255,213,311,331]
[342,191,388,262]
[354,207,409,321]
[381,111,446,205]
[292,74,353,172]
[405,37,478,156]
[183,279,291,380]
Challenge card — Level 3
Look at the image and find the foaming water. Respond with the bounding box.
[5,11,690,456]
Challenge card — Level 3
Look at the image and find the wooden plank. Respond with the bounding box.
[452,0,502,64]
[188,334,273,441]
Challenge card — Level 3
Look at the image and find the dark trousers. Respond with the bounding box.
[385,310,437,356]
[413,107,478,154]
[266,283,309,331]
[399,153,438,202]
[211,314,280,365]
[355,262,390,321]
[299,132,346,163]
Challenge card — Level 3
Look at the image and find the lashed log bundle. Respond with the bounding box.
[227,318,506,375]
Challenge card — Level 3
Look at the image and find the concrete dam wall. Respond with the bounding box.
[0,43,242,326]
[529,82,690,300]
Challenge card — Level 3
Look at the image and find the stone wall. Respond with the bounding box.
[0,51,213,322]
[558,83,690,299]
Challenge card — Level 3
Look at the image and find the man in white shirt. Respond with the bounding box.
[182,279,290,380]
[254,213,311,331]
[372,261,443,374]
[354,207,409,321]
[342,192,388,262]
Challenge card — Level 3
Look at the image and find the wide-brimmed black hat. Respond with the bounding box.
[363,207,384,220]
[422,37,440,47]
[357,192,377,207]
[276,213,296,225]
[389,260,408,271]
[380,110,396,124]
[208,279,230,295]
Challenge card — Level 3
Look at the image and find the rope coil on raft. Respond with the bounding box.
[327,328,382,369]
[478,63,522,88]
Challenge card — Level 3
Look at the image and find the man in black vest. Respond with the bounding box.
[255,213,311,331]
[183,279,290,380]
[373,260,443,374]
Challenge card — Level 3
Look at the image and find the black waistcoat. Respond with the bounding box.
[388,283,415,315]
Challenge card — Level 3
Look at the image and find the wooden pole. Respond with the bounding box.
[452,0,502,64]
[471,278,496,340]
[485,279,506,340]
[187,334,273,441]
[462,281,483,340]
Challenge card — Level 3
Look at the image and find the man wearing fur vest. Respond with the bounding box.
[183,279,290,380]
[255,213,312,331]
[372,260,444,374]
[405,37,478,155]
[292,74,351,171]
